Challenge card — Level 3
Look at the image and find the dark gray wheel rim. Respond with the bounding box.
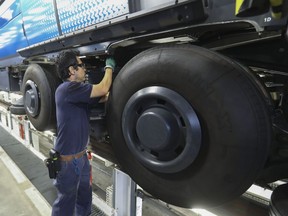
[122,86,202,173]
[24,80,40,117]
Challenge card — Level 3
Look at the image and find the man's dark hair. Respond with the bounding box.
[56,50,80,80]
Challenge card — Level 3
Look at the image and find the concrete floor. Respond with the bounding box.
[0,147,51,216]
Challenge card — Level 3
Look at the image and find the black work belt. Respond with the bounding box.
[60,150,87,162]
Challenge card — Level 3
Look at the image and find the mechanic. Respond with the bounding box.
[52,50,115,216]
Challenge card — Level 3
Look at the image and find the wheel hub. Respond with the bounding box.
[24,80,39,117]
[122,86,202,173]
[136,107,179,151]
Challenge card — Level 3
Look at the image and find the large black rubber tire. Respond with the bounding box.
[269,183,288,216]
[107,45,272,208]
[22,64,60,131]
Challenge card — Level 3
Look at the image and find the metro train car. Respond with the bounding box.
[0,0,288,208]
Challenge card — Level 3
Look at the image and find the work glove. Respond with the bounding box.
[104,57,116,72]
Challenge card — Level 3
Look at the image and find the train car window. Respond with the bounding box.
[0,0,20,29]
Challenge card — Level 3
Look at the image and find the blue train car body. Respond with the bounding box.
[0,0,129,64]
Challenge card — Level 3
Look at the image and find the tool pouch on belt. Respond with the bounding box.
[44,149,61,179]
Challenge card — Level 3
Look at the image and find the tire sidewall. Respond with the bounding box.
[22,64,57,131]
[107,45,271,207]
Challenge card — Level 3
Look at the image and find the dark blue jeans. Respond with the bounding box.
[52,154,92,216]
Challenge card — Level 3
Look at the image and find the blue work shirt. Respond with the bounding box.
[54,81,93,155]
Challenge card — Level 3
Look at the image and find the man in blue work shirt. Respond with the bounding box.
[52,50,115,216]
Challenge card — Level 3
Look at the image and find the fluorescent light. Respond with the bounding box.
[191,208,218,216]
